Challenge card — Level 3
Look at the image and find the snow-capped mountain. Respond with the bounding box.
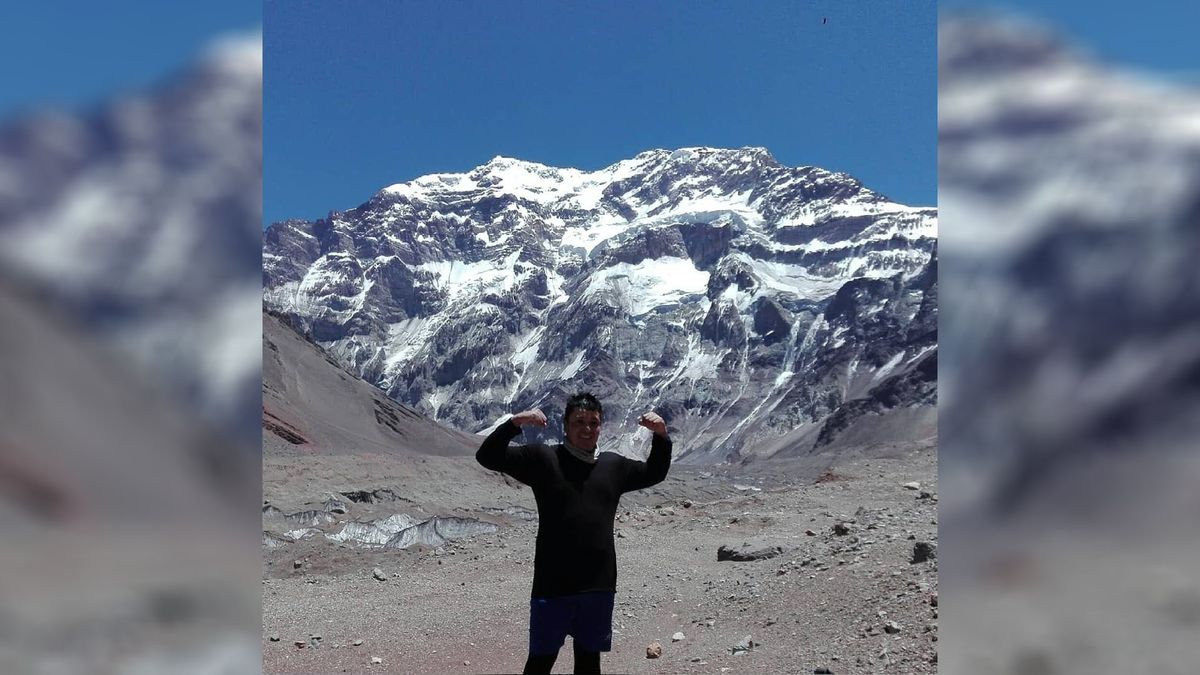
[938,14,1200,511]
[264,147,936,463]
[0,32,262,445]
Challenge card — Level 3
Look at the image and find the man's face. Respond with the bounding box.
[564,409,602,451]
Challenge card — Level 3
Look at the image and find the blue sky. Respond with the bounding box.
[0,2,260,118]
[265,1,937,226]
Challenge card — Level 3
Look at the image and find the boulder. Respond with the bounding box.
[911,542,937,564]
[717,544,784,562]
[730,635,756,655]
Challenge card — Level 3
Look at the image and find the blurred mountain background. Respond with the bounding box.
[0,3,261,672]
[938,5,1200,673]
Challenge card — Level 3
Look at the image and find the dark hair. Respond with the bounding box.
[563,392,603,426]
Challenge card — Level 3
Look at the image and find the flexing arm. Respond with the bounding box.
[621,412,673,492]
[476,409,546,484]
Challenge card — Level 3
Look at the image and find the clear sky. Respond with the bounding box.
[265,0,937,226]
[0,2,261,118]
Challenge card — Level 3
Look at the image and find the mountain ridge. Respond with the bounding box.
[264,146,937,464]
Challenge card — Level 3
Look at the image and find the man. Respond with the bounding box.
[476,392,672,675]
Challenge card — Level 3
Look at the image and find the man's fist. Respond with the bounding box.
[511,409,547,427]
[638,411,668,437]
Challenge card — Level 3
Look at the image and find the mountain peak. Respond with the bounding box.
[481,155,551,170]
[663,146,777,162]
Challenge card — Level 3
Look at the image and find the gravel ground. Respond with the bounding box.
[263,445,937,674]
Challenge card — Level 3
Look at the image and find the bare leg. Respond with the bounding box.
[523,650,559,675]
[573,641,601,675]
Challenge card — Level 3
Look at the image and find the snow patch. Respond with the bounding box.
[560,351,586,380]
[582,257,709,316]
[560,220,631,255]
[384,317,436,366]
[871,350,907,383]
[416,251,522,300]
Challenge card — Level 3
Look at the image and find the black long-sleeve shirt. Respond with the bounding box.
[476,420,672,598]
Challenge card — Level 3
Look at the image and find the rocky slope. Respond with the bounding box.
[264,147,937,463]
[264,309,479,458]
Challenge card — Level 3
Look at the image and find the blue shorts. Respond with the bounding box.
[528,591,615,655]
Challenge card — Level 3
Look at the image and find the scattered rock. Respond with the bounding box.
[911,542,937,564]
[805,529,816,536]
[293,560,304,569]
[662,507,676,516]
[832,523,851,536]
[815,669,835,674]
[930,592,938,607]
[672,632,685,642]
[902,482,921,490]
[682,499,693,508]
[293,640,306,649]
[646,642,663,659]
[371,656,383,664]
[353,639,363,646]
[917,491,934,500]
[883,621,902,634]
[730,635,756,655]
[373,567,388,581]
[268,634,280,642]
[705,620,715,627]
[718,544,784,562]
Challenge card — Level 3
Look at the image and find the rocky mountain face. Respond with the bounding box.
[0,33,263,446]
[263,147,936,463]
